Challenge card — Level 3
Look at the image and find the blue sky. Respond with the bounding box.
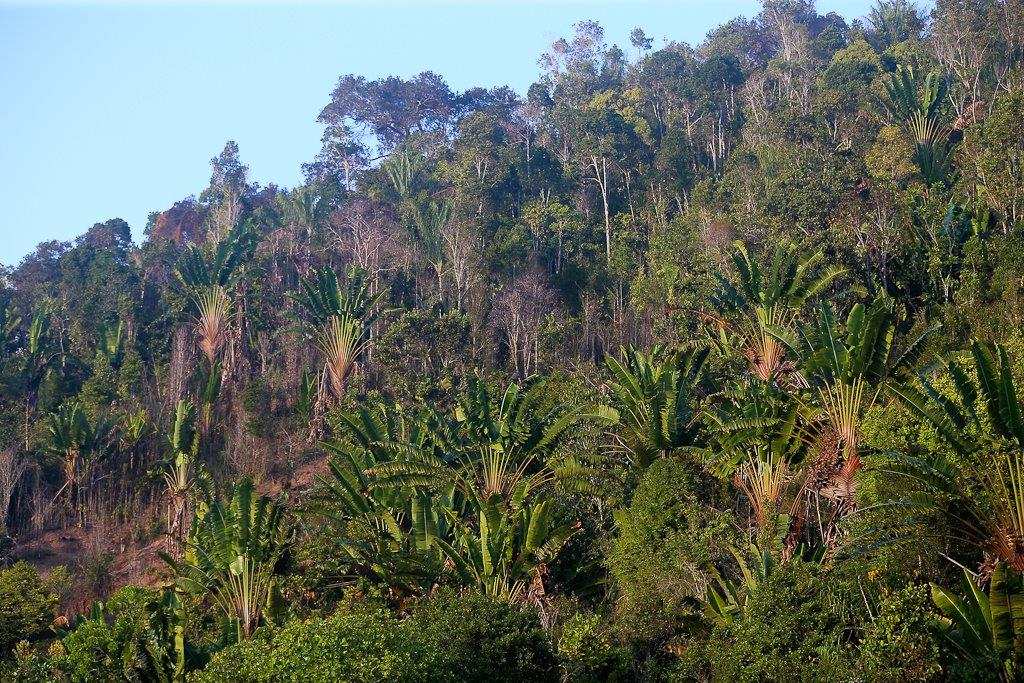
[0,0,873,267]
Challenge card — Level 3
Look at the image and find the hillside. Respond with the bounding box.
[4,0,1024,680]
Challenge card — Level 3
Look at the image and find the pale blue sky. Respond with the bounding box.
[0,0,873,267]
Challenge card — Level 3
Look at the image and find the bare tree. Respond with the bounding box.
[0,448,28,535]
[930,0,993,114]
[444,216,477,312]
[329,199,399,279]
[491,267,557,378]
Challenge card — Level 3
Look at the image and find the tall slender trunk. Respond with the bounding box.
[590,155,612,264]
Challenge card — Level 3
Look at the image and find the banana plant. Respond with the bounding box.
[139,590,192,683]
[932,563,1024,681]
[701,544,778,626]
[162,478,292,641]
[175,223,257,365]
[880,342,1024,572]
[288,265,387,403]
[604,344,710,469]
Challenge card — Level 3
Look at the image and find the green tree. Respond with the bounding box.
[0,561,57,657]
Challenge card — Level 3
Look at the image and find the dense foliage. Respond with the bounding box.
[4,0,1024,679]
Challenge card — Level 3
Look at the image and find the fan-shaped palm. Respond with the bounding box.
[768,298,934,520]
[176,223,257,365]
[163,478,291,641]
[878,342,1024,572]
[880,67,954,184]
[712,241,845,383]
[604,344,710,469]
[289,265,386,402]
[436,488,577,603]
[314,404,455,593]
[47,402,116,525]
[315,376,610,600]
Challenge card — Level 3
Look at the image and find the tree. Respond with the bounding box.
[0,561,57,656]
[0,449,27,540]
[318,72,458,153]
[490,268,557,378]
[960,90,1024,233]
[202,141,250,242]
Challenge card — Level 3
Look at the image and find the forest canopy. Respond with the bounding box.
[4,0,1024,680]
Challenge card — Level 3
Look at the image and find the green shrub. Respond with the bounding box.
[607,458,734,644]
[191,607,434,683]
[557,612,630,682]
[53,585,155,682]
[676,561,849,682]
[859,583,942,682]
[411,589,559,683]
[0,561,58,657]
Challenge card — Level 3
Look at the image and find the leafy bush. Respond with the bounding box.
[677,561,849,682]
[191,606,434,683]
[607,458,734,644]
[859,583,942,682]
[556,612,630,682]
[410,589,559,683]
[52,585,156,682]
[0,561,58,657]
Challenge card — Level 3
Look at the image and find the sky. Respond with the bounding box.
[0,0,874,267]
